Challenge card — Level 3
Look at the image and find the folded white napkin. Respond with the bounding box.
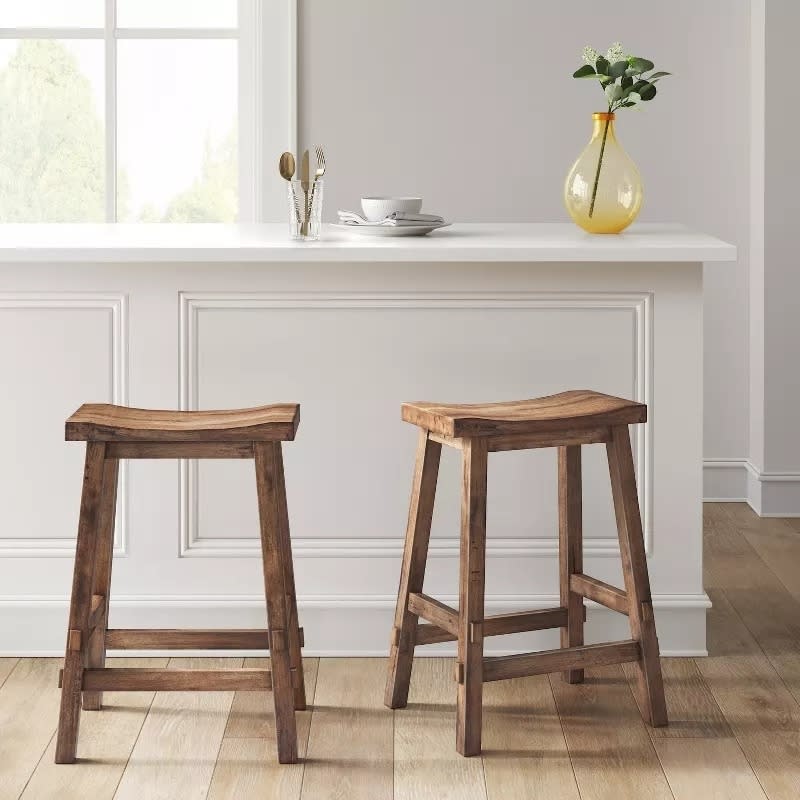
[337,210,445,226]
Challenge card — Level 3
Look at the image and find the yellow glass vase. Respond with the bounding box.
[564,112,643,234]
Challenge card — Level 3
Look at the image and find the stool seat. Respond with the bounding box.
[401,389,646,438]
[66,403,300,443]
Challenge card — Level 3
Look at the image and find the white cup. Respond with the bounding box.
[361,196,422,222]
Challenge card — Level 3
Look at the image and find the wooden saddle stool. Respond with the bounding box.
[385,389,668,756]
[56,404,306,765]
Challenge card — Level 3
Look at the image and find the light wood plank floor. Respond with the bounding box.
[2,504,800,799]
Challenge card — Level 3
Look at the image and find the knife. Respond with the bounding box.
[300,149,310,236]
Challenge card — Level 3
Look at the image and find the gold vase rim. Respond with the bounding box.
[592,112,616,121]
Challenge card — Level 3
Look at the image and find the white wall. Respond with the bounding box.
[298,0,752,491]
[746,0,800,514]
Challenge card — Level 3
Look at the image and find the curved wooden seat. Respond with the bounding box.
[401,389,646,438]
[66,403,300,442]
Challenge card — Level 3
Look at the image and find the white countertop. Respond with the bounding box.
[0,222,735,263]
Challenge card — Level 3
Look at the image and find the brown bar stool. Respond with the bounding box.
[385,389,667,756]
[56,403,305,765]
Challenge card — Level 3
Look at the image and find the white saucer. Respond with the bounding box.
[331,222,451,237]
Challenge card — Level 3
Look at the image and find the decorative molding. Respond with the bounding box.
[0,591,711,609]
[178,291,654,558]
[703,458,749,502]
[0,293,129,556]
[702,457,800,517]
[0,592,711,658]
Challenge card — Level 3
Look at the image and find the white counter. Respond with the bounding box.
[0,223,735,657]
[0,222,735,263]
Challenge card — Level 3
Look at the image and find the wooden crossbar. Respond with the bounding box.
[104,628,303,650]
[408,593,459,635]
[570,573,629,615]
[415,623,456,646]
[487,427,612,453]
[483,607,571,636]
[428,426,612,453]
[412,606,579,646]
[59,667,273,692]
[105,442,255,459]
[481,639,641,683]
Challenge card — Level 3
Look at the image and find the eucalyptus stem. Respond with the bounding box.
[588,113,611,219]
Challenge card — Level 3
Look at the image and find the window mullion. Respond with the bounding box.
[105,0,117,222]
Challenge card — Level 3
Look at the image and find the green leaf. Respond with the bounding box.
[639,82,657,101]
[621,75,633,90]
[595,56,610,75]
[609,60,628,78]
[628,57,655,73]
[605,84,623,103]
[573,64,596,78]
[618,101,637,108]
[626,91,642,104]
[647,71,671,80]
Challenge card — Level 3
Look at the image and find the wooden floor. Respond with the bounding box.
[2,503,800,799]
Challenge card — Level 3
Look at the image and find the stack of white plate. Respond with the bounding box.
[333,197,450,237]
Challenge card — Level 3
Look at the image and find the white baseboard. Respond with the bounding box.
[704,458,800,516]
[0,593,710,657]
[704,458,749,502]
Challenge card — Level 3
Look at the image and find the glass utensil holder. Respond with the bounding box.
[288,179,323,240]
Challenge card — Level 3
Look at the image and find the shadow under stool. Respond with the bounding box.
[385,389,668,756]
[55,403,305,764]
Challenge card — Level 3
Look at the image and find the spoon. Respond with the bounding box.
[278,151,295,181]
[279,152,302,226]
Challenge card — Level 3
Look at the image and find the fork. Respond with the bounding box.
[308,146,326,226]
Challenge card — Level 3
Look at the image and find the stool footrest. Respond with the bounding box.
[569,574,629,615]
[483,607,574,637]
[411,605,583,646]
[415,623,457,646]
[408,593,459,635]
[59,667,274,692]
[481,639,641,682]
[105,628,304,650]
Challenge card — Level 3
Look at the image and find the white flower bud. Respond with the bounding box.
[606,42,626,64]
[582,46,599,66]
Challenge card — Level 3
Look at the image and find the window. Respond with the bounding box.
[0,1,295,223]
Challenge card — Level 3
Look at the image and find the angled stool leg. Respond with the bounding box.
[607,425,667,727]
[56,442,106,763]
[255,442,298,764]
[456,438,488,757]
[83,456,119,710]
[558,445,584,684]
[273,443,306,711]
[384,430,442,709]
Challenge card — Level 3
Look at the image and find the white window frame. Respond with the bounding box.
[0,0,296,222]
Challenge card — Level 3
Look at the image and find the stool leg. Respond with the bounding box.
[606,425,668,727]
[55,442,106,763]
[385,430,442,709]
[83,457,119,711]
[273,443,306,711]
[254,442,298,764]
[558,445,584,684]
[456,438,488,757]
